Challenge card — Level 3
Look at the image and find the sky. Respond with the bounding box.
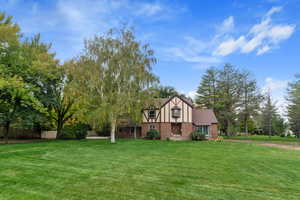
[2,0,300,115]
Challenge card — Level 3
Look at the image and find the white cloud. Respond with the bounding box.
[262,77,288,92]
[219,16,235,33]
[167,6,295,68]
[214,36,245,56]
[164,36,221,67]
[186,90,197,100]
[266,6,282,17]
[11,0,183,61]
[262,77,289,117]
[135,3,163,16]
[214,6,295,56]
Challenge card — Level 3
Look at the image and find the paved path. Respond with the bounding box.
[86,136,109,140]
[226,139,300,151]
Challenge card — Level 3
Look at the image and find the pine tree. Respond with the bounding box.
[239,72,262,135]
[196,67,218,110]
[261,92,278,137]
[287,74,300,138]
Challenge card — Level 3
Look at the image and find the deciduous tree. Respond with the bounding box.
[67,28,158,143]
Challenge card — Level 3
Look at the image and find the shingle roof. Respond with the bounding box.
[192,108,218,125]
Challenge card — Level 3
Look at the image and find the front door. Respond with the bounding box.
[171,123,182,135]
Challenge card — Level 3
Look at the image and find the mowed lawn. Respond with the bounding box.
[1,139,300,200]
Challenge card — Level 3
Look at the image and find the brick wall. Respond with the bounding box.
[142,122,215,140]
[159,123,172,140]
[210,123,218,139]
[181,123,193,138]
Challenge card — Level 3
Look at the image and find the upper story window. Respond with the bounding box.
[172,106,181,118]
[148,110,156,119]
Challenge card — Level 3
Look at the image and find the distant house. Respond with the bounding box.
[116,95,218,140]
[141,95,218,140]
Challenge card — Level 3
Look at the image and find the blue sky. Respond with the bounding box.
[2,0,300,114]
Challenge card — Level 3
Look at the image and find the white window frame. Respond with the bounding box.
[197,125,210,137]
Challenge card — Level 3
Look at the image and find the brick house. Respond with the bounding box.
[141,95,218,140]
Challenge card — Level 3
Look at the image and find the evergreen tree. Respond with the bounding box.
[156,86,178,98]
[287,74,300,138]
[260,92,286,137]
[196,67,218,110]
[239,72,262,135]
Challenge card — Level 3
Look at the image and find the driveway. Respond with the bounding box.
[226,139,300,151]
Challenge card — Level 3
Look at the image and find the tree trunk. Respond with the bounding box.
[56,119,64,139]
[226,120,231,136]
[269,116,272,138]
[133,125,137,139]
[4,121,10,144]
[110,119,116,143]
[245,116,248,136]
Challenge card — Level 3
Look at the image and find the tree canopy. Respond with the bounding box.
[67,27,159,143]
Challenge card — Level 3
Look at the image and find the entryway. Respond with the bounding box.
[171,123,182,135]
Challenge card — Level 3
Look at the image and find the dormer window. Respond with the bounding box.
[172,106,181,118]
[148,110,156,119]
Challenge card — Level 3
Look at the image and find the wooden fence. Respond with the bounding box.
[0,127,41,139]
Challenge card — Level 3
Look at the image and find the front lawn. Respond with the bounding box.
[225,135,300,143]
[1,139,300,200]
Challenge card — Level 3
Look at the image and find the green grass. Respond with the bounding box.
[225,135,300,143]
[1,139,300,200]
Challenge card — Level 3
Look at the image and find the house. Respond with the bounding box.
[141,95,218,140]
[115,95,218,140]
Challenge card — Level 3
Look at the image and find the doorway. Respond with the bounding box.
[171,123,182,135]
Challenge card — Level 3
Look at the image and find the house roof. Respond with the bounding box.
[160,95,194,108]
[145,95,194,109]
[192,108,218,125]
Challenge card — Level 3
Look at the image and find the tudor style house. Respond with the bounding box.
[141,95,218,140]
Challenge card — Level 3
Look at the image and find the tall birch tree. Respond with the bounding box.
[67,28,158,143]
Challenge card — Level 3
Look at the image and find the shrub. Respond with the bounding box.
[147,129,160,140]
[280,134,285,137]
[59,123,89,140]
[73,123,89,139]
[191,131,207,141]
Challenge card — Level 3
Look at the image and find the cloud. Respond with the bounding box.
[166,6,294,68]
[6,0,183,61]
[214,36,245,56]
[218,16,235,34]
[186,90,197,100]
[262,77,288,92]
[135,2,163,17]
[214,6,295,56]
[164,36,222,68]
[262,77,289,117]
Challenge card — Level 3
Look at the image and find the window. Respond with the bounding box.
[149,124,156,130]
[197,126,209,136]
[148,110,156,119]
[172,106,181,118]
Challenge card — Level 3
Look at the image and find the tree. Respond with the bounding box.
[239,72,262,135]
[0,13,60,142]
[67,28,159,143]
[196,67,218,110]
[214,64,247,135]
[156,86,178,98]
[287,74,300,138]
[47,73,77,137]
[0,76,43,143]
[260,92,279,137]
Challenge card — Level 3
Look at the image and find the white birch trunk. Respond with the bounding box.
[110,119,116,143]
